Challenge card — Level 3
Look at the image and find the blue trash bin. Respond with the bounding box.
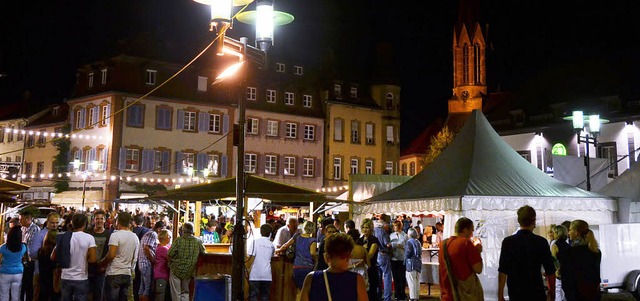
[194,274,231,301]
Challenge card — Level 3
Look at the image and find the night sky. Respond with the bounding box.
[2,1,640,149]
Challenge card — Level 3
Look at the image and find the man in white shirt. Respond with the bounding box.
[52,213,97,300]
[246,224,275,301]
[273,217,299,249]
[99,212,140,301]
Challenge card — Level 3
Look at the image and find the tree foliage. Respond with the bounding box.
[422,126,456,168]
[52,124,71,193]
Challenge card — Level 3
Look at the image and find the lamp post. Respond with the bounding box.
[571,111,601,191]
[192,0,293,299]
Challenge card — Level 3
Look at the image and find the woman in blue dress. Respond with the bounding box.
[300,233,368,301]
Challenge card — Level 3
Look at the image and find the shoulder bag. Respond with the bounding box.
[442,237,484,301]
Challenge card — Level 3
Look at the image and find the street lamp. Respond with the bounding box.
[193,0,293,299]
[570,111,601,191]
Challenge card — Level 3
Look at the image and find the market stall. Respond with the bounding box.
[353,110,617,298]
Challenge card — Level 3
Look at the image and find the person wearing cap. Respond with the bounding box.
[168,222,205,301]
[138,221,166,301]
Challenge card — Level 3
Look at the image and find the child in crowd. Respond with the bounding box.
[154,229,172,301]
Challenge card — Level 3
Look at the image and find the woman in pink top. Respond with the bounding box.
[154,229,172,301]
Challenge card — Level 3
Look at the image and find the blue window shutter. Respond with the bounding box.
[102,147,109,171]
[127,106,135,126]
[221,155,228,177]
[70,111,75,130]
[164,109,172,129]
[88,148,96,171]
[135,106,144,127]
[161,150,170,173]
[79,109,86,129]
[141,149,152,172]
[92,108,99,127]
[222,114,229,134]
[105,104,111,125]
[196,153,207,174]
[175,151,183,174]
[198,112,207,132]
[177,110,184,130]
[156,109,164,129]
[119,148,126,170]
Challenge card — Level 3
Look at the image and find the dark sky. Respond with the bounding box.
[2,1,640,148]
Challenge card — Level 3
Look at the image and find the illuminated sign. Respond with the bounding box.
[551,143,567,156]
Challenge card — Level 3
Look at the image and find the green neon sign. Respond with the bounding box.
[551,143,567,156]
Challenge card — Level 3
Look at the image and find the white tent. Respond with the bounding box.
[598,163,640,223]
[353,110,616,298]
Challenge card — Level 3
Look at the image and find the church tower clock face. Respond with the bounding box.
[461,90,469,100]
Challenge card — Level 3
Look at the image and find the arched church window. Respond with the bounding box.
[386,93,394,110]
[474,43,482,84]
[462,44,470,84]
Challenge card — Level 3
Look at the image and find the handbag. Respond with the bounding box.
[53,266,62,293]
[285,233,300,260]
[442,238,484,301]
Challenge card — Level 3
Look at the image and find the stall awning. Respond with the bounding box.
[51,190,103,207]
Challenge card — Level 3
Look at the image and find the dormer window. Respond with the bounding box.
[350,87,358,98]
[294,66,303,75]
[246,87,257,100]
[334,84,342,99]
[52,106,59,117]
[88,72,94,88]
[386,93,394,110]
[276,63,285,73]
[146,69,157,85]
[197,76,208,92]
[101,68,108,84]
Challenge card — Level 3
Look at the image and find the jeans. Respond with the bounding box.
[0,273,23,301]
[390,260,407,300]
[169,271,191,301]
[60,279,89,301]
[138,265,153,297]
[378,255,392,301]
[249,281,271,301]
[105,274,132,301]
[89,273,106,301]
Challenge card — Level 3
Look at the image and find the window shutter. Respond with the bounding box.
[221,155,228,177]
[198,112,208,132]
[161,150,170,173]
[135,106,144,127]
[222,114,229,134]
[315,158,321,178]
[196,153,207,174]
[118,148,126,170]
[156,109,164,129]
[177,110,184,130]
[141,149,153,172]
[104,104,111,125]
[279,155,285,175]
[70,111,75,130]
[92,107,99,127]
[296,157,302,177]
[316,125,322,141]
[127,107,135,126]
[258,154,265,175]
[79,109,86,129]
[102,147,109,171]
[88,148,97,171]
[175,151,183,174]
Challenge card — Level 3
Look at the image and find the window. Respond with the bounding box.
[36,162,45,177]
[0,128,4,143]
[385,161,394,175]
[365,123,375,144]
[197,76,208,92]
[207,154,220,176]
[462,44,469,84]
[351,159,358,174]
[246,87,257,100]
[125,148,140,171]
[88,106,97,127]
[101,68,107,85]
[517,150,532,163]
[350,87,357,98]
[25,163,32,178]
[334,118,343,141]
[629,132,637,167]
[351,120,360,143]
[127,105,144,128]
[386,93,394,110]
[285,92,294,105]
[88,72,94,88]
[304,125,314,140]
[276,63,285,73]
[410,162,416,176]
[303,95,312,108]
[334,84,341,99]
[247,118,259,134]
[75,110,84,130]
[37,130,46,146]
[209,114,221,133]
[265,155,277,175]
[156,107,172,130]
[26,135,35,148]
[266,120,278,137]
[401,163,407,176]
[245,154,257,173]
[365,160,373,174]
[7,127,13,142]
[598,142,618,178]
[183,111,196,131]
[17,129,23,141]
[284,156,296,176]
[101,104,110,126]
[474,43,481,84]
[180,152,195,175]
[267,90,276,103]
[146,69,157,85]
[303,158,314,177]
[386,125,394,143]
[285,123,297,138]
[333,157,342,180]
[294,66,303,75]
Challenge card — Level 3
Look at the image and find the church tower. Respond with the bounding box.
[447,0,487,129]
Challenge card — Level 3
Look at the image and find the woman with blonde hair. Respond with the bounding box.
[356,219,380,301]
[563,220,601,301]
[279,220,317,290]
